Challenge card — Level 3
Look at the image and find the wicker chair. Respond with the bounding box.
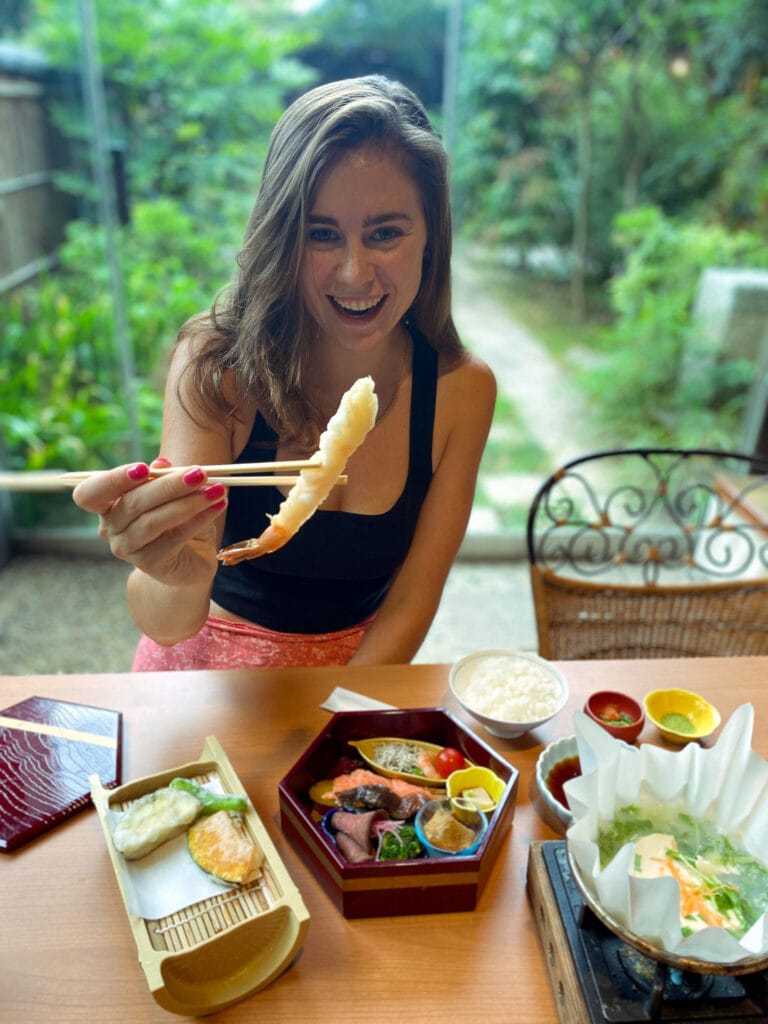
[526,447,768,659]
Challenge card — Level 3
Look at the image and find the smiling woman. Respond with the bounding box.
[71,75,497,673]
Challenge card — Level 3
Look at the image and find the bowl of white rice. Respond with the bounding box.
[449,649,569,739]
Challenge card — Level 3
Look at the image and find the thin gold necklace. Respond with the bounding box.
[374,334,410,427]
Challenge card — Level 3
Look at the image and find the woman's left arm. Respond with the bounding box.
[348,353,497,665]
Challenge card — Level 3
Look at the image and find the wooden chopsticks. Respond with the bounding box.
[60,460,331,488]
[0,461,346,492]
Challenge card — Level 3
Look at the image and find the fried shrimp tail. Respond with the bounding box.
[217,376,378,565]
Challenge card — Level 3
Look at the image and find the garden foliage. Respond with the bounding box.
[1,198,232,472]
[583,208,768,446]
[2,0,315,475]
[4,0,768,483]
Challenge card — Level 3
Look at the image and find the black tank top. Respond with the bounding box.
[211,326,437,633]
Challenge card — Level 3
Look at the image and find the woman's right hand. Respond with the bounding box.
[72,460,228,590]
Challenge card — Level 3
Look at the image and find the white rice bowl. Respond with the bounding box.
[449,649,568,738]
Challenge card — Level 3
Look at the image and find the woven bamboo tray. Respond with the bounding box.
[90,735,310,1016]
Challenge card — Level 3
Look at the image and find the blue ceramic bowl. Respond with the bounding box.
[414,797,488,858]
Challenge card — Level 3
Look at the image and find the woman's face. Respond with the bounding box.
[299,146,427,354]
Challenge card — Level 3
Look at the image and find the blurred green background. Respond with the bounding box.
[2,0,767,532]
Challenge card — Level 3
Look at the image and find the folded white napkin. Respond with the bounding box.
[320,686,396,713]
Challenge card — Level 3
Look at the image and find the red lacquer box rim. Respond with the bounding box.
[278,706,518,917]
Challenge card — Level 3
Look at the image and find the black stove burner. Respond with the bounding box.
[618,945,715,1002]
[541,841,768,1023]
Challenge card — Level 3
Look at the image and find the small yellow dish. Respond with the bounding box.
[644,688,721,744]
[445,766,506,812]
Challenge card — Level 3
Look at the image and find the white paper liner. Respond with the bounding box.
[565,704,768,964]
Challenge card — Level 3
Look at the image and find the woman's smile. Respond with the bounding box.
[329,294,388,320]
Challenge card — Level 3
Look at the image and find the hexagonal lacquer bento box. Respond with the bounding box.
[278,706,519,919]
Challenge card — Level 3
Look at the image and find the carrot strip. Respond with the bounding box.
[661,856,727,928]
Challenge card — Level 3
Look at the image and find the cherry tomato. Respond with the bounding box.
[434,747,467,778]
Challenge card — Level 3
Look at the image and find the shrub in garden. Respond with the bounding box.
[580,206,768,447]
[0,197,230,479]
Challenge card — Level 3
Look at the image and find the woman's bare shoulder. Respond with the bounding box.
[437,349,496,402]
[430,349,496,471]
[172,316,222,365]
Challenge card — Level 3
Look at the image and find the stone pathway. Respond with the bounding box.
[416,247,603,661]
[451,246,601,538]
[413,560,537,663]
[453,249,593,460]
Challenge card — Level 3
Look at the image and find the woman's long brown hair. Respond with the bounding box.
[177,75,464,445]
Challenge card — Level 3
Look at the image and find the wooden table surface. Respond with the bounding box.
[2,657,766,1023]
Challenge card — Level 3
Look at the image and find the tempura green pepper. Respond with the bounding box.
[169,776,248,815]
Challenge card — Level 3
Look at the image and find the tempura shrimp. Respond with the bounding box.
[217,376,378,565]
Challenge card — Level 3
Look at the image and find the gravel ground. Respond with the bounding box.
[0,553,141,674]
[0,551,536,675]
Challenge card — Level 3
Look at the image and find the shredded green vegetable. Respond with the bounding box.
[377,823,422,861]
[598,804,768,938]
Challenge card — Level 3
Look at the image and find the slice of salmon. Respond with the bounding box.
[323,768,434,802]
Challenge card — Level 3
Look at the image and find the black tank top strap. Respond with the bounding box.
[240,323,436,462]
[239,406,278,456]
[407,323,437,487]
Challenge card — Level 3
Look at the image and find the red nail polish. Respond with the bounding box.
[126,463,150,481]
[203,483,226,501]
[183,467,205,486]
[209,499,227,512]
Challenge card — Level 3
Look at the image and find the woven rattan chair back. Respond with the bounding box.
[526,447,768,659]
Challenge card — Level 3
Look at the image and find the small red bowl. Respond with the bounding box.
[584,690,644,742]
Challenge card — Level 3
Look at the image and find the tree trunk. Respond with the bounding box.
[571,62,593,321]
[622,55,643,209]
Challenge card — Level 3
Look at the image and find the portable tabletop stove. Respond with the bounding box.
[527,841,768,1024]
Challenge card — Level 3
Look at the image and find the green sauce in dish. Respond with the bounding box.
[660,711,695,734]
